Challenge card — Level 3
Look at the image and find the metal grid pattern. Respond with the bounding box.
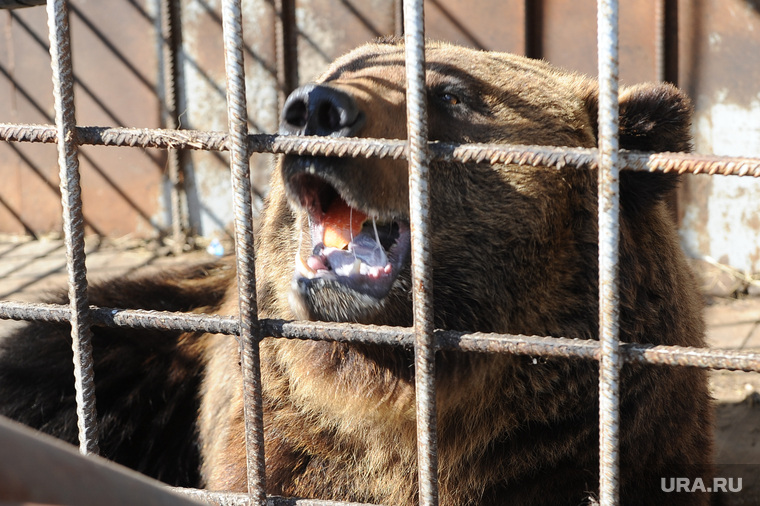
[1,0,760,505]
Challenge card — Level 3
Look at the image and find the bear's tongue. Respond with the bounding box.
[308,198,391,278]
[322,198,368,249]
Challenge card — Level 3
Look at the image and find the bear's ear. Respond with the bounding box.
[576,81,692,153]
[578,81,693,214]
[617,83,692,153]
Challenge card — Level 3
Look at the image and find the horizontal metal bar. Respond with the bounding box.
[2,300,759,372]
[0,300,240,334]
[2,122,760,177]
[175,488,379,506]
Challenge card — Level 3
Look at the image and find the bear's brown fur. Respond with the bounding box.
[0,40,712,505]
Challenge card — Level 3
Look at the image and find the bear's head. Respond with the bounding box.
[258,39,692,340]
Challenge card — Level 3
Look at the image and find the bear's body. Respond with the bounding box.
[0,40,712,505]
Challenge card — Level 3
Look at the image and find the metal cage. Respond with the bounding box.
[1,0,760,505]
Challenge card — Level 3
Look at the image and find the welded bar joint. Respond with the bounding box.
[46,0,99,456]
[597,0,621,504]
[402,1,439,505]
[220,0,267,501]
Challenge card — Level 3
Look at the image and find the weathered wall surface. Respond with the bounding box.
[678,0,760,273]
[0,1,167,238]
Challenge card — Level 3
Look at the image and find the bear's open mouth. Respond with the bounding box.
[288,172,411,301]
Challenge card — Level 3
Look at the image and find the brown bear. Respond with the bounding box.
[0,39,712,506]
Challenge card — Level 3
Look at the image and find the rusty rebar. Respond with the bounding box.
[273,0,297,114]
[4,123,760,178]
[46,0,99,456]
[597,0,621,503]
[160,0,187,254]
[220,0,267,500]
[3,300,760,372]
[403,1,439,505]
[177,488,379,506]
[654,0,678,85]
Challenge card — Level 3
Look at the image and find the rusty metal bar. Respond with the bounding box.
[46,0,99,456]
[5,123,760,177]
[654,0,665,83]
[273,0,297,113]
[524,0,543,59]
[2,299,760,372]
[220,0,267,500]
[161,0,187,254]
[654,0,678,85]
[394,0,403,37]
[178,489,378,506]
[597,0,621,503]
[403,1,439,505]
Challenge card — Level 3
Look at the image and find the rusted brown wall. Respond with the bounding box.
[0,2,167,238]
[2,0,759,271]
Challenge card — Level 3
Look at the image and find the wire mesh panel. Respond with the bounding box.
[2,0,760,505]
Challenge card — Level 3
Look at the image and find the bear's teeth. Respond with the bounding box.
[295,255,315,279]
[360,264,392,278]
[307,255,328,272]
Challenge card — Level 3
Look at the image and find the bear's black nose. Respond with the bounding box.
[280,84,365,137]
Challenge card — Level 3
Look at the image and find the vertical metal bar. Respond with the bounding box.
[45,0,99,455]
[524,0,543,59]
[403,1,439,505]
[596,0,621,504]
[5,11,18,118]
[274,0,297,114]
[654,0,679,85]
[655,0,680,222]
[654,0,665,83]
[220,0,267,502]
[394,0,404,37]
[161,0,187,254]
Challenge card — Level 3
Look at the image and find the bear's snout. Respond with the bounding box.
[280,84,365,137]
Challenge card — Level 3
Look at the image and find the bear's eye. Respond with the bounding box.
[437,92,461,106]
